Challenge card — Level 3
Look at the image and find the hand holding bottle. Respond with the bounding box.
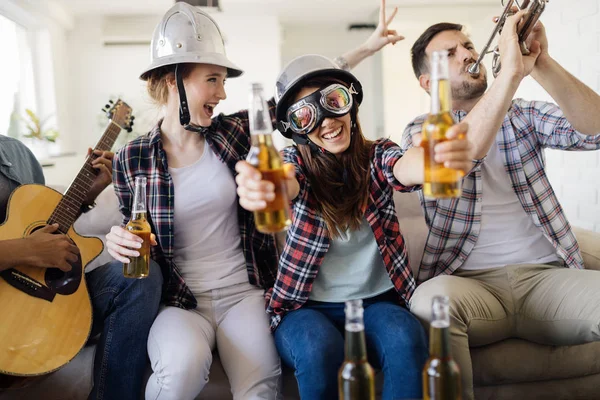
[244,83,292,233]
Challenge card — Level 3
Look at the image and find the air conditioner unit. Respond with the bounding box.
[101,15,158,46]
[175,0,221,12]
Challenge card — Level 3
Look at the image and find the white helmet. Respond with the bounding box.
[140,2,243,80]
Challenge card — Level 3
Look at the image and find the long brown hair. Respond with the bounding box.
[291,76,374,238]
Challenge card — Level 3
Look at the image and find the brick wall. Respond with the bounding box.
[515,0,600,232]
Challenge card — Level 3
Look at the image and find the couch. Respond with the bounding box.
[2,186,600,400]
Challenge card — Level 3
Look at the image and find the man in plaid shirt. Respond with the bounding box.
[401,15,600,400]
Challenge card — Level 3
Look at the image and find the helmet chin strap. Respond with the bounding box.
[175,64,209,134]
[291,133,326,154]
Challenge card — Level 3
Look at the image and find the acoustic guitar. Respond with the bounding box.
[0,99,133,381]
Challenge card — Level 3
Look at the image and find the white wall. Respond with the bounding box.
[13,1,600,233]
[382,3,600,233]
[281,24,384,141]
[1,0,73,152]
[65,13,282,158]
[381,5,498,142]
[514,0,600,233]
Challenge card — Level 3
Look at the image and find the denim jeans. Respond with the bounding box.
[86,259,163,400]
[274,291,428,400]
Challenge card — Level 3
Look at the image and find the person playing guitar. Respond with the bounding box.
[0,134,163,400]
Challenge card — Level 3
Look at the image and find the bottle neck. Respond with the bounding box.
[344,302,368,362]
[345,327,368,362]
[132,180,147,215]
[250,131,274,146]
[130,211,147,221]
[429,321,452,358]
[430,78,452,115]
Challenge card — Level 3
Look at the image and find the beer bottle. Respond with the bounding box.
[245,83,291,233]
[338,299,375,400]
[423,296,462,400]
[123,176,151,278]
[421,50,463,199]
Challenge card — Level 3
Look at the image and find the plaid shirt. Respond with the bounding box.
[113,102,279,309]
[401,99,600,283]
[265,139,418,330]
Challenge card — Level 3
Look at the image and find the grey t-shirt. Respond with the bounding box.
[0,173,18,223]
[0,135,45,222]
[309,218,394,302]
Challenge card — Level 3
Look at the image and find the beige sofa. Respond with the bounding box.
[2,188,600,400]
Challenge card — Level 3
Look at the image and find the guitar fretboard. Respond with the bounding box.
[48,121,122,233]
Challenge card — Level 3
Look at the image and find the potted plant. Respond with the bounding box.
[15,109,59,160]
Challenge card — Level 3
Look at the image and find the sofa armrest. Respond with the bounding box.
[573,227,600,271]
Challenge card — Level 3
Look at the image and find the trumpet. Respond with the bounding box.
[468,0,548,78]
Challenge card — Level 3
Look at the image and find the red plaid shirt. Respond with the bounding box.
[113,102,279,309]
[266,139,418,330]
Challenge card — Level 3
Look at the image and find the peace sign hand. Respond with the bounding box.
[363,0,405,54]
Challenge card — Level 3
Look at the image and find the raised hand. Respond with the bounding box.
[497,9,541,80]
[363,0,405,54]
[431,122,474,174]
[235,161,296,211]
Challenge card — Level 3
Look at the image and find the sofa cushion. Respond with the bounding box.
[475,372,600,400]
[0,342,301,400]
[393,191,427,276]
[573,227,600,271]
[471,338,600,386]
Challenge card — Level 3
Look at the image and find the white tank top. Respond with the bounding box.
[169,143,248,294]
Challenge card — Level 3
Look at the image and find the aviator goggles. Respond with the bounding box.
[279,83,358,135]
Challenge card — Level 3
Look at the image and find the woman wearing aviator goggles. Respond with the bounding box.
[281,82,359,136]
[236,51,475,400]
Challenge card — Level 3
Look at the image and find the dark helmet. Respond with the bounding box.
[275,54,363,139]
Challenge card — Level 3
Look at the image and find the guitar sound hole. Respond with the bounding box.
[45,256,82,296]
[40,230,83,296]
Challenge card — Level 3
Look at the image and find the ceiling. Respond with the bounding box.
[51,0,499,24]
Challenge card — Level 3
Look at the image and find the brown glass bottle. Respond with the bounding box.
[124,176,151,278]
[338,300,375,400]
[421,50,463,199]
[246,83,291,233]
[423,296,462,400]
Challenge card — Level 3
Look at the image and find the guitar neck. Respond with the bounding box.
[47,121,122,233]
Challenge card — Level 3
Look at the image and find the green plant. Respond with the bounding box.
[16,109,60,142]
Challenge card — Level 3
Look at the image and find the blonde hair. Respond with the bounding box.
[145,64,193,106]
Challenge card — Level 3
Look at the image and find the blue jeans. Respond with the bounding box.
[86,260,163,400]
[274,292,428,400]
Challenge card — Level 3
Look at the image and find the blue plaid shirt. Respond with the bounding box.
[401,99,600,283]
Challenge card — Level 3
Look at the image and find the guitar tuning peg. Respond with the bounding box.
[109,100,114,104]
[127,127,133,133]
[131,115,135,120]
[101,108,107,113]
[105,104,110,109]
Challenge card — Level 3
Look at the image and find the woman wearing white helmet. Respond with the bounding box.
[104,1,404,399]
[235,23,474,400]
